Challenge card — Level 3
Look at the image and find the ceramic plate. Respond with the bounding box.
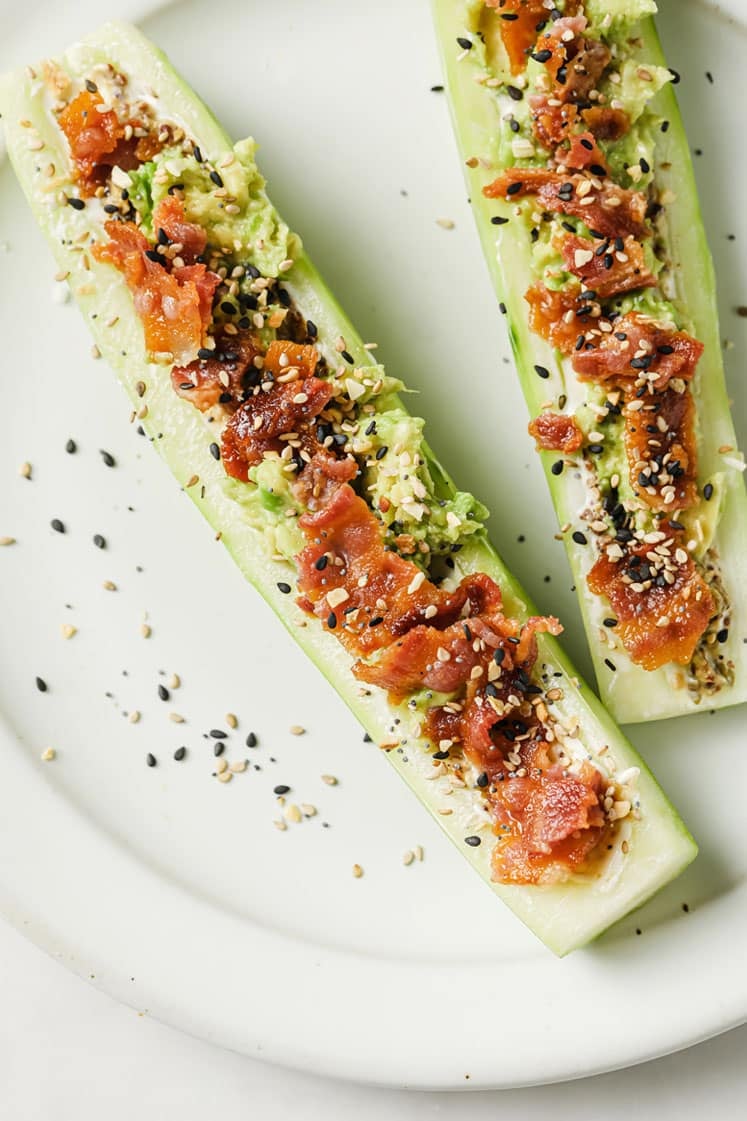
[0,0,744,1090]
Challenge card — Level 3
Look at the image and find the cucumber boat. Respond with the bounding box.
[432,0,747,723]
[0,21,696,954]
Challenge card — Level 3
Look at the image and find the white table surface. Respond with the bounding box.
[1,918,744,1119]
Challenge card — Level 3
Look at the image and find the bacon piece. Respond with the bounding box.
[525,283,589,355]
[587,547,714,670]
[296,479,503,661]
[624,388,698,510]
[485,0,550,76]
[484,168,649,239]
[153,195,207,264]
[92,220,219,365]
[292,450,359,513]
[560,234,656,298]
[566,131,607,173]
[490,747,607,885]
[57,88,162,195]
[171,329,260,412]
[581,106,630,141]
[556,36,610,103]
[528,95,578,149]
[572,313,703,391]
[221,377,334,482]
[263,340,319,379]
[528,411,584,453]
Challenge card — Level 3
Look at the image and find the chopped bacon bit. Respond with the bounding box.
[560,234,656,298]
[292,451,359,513]
[92,220,219,365]
[525,283,586,355]
[554,36,610,105]
[489,745,608,884]
[588,547,714,670]
[624,388,698,510]
[153,195,207,264]
[528,411,584,453]
[566,131,608,173]
[263,340,319,379]
[582,106,630,142]
[171,329,260,412]
[529,95,578,150]
[485,0,550,76]
[296,476,501,661]
[484,168,649,240]
[572,313,703,391]
[57,88,162,195]
[221,377,334,482]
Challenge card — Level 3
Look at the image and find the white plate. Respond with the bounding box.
[0,0,745,1091]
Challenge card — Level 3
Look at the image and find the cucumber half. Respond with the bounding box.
[0,21,696,954]
[431,0,747,723]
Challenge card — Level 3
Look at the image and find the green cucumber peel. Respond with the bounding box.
[0,21,696,954]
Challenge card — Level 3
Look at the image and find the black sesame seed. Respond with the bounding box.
[604,658,617,672]
[368,616,384,627]
[456,36,472,49]
[174,746,187,761]
[375,445,389,460]
[277,582,292,594]
[716,628,729,643]
[306,319,318,338]
[493,648,506,666]
[209,442,221,460]
[551,460,564,475]
[572,530,588,545]
[433,749,450,760]
[506,180,524,195]
[587,444,604,455]
[65,439,77,454]
[703,482,714,501]
[669,69,681,84]
[476,772,489,788]
[364,420,377,436]
[501,11,518,19]
[146,753,157,767]
[491,215,509,225]
[145,249,161,263]
[209,170,224,187]
[35,676,47,693]
[327,612,337,629]
[156,684,169,702]
[534,364,550,379]
[603,618,617,628]
[532,49,552,63]
[430,84,444,92]
[464,835,482,847]
[499,302,507,314]
[100,450,116,467]
[193,145,203,162]
[274,784,290,795]
[213,741,225,757]
[93,534,106,549]
[341,350,354,364]
[246,732,258,748]
[661,120,670,132]
[315,555,328,571]
[67,197,85,210]
[507,85,523,101]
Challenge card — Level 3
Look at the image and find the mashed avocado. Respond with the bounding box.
[127,137,299,279]
[224,457,304,560]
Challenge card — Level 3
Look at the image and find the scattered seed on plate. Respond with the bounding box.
[103,580,117,591]
[321,774,338,786]
[41,747,56,762]
[352,864,364,878]
[51,518,65,534]
[215,757,228,774]
[35,676,47,693]
[289,725,305,736]
[436,217,455,229]
[128,710,141,725]
[146,753,157,768]
[273,819,287,832]
[61,624,77,640]
[157,684,170,702]
[274,784,290,795]
[19,462,32,479]
[169,712,185,724]
[301,803,317,817]
[284,803,302,824]
[226,712,238,729]
[173,746,186,761]
[246,732,258,747]
[213,741,225,757]
[99,449,116,467]
[403,850,414,866]
[168,673,181,689]
[93,534,106,549]
[0,536,17,546]
[229,760,247,774]
[414,845,424,861]
[217,770,233,784]
[65,439,77,454]
[140,623,152,638]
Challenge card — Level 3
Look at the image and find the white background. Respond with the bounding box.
[1,918,744,1118]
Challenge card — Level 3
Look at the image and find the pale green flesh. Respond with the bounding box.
[0,21,696,955]
[433,0,747,723]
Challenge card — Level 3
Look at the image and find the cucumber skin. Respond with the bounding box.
[0,21,696,954]
[431,0,747,723]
